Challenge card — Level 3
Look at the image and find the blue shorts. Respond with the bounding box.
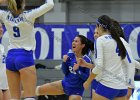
[6,49,34,71]
[95,82,127,99]
[92,79,99,90]
[62,80,84,96]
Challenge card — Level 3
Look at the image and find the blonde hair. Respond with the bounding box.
[7,0,17,11]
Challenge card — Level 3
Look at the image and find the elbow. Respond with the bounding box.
[45,0,54,10]
[48,2,54,9]
[92,67,102,75]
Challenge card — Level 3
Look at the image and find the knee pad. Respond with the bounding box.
[24,97,35,100]
[36,86,40,96]
[11,99,20,100]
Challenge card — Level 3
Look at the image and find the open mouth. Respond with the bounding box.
[72,45,76,49]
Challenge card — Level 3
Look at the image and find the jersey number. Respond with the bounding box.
[116,45,120,56]
[2,55,6,63]
[13,26,20,37]
[69,66,76,74]
[116,46,131,63]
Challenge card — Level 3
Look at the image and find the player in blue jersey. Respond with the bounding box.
[0,22,11,100]
[0,0,54,100]
[35,35,93,100]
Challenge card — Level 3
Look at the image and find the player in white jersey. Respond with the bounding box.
[0,0,54,100]
[112,19,140,100]
[75,19,140,100]
[83,15,130,100]
[0,22,11,100]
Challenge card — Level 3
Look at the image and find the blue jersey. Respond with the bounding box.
[61,51,91,88]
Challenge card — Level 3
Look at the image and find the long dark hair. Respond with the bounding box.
[77,35,94,56]
[112,19,126,40]
[97,15,126,59]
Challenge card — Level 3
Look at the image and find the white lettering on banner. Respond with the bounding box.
[52,28,64,59]
[77,28,89,37]
[128,27,140,60]
[34,28,49,59]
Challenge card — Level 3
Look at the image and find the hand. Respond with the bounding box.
[77,58,87,67]
[83,81,90,90]
[63,55,69,62]
[73,63,79,71]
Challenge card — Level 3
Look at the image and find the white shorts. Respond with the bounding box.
[0,65,9,90]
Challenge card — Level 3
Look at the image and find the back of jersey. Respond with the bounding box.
[0,0,54,51]
[3,11,36,51]
[95,34,127,89]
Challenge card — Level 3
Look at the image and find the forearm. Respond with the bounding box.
[85,62,94,69]
[134,60,140,70]
[76,70,89,81]
[86,73,97,84]
[61,62,69,75]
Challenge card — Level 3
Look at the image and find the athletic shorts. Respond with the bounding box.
[62,80,84,96]
[95,82,127,99]
[92,79,99,90]
[6,49,34,71]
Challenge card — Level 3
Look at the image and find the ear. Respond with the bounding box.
[82,44,85,48]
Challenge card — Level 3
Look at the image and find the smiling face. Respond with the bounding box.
[72,36,85,54]
[94,28,100,39]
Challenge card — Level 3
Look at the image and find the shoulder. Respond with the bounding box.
[96,35,108,42]
[67,49,75,58]
[0,9,7,12]
[23,10,32,14]
[83,55,91,63]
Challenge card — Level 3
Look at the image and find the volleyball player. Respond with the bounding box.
[0,0,54,99]
[36,35,93,100]
[82,15,131,100]
[0,22,11,100]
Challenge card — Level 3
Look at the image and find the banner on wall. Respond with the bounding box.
[1,24,140,60]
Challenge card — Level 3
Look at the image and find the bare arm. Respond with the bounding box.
[83,73,97,89]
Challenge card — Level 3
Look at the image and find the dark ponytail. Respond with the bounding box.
[77,35,94,55]
[111,19,126,41]
[97,15,126,59]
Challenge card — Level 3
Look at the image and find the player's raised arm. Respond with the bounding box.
[134,60,140,70]
[27,0,54,20]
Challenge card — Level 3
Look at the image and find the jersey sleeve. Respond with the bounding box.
[122,41,135,88]
[61,62,70,76]
[134,60,140,70]
[26,0,54,20]
[75,55,91,81]
[0,10,7,20]
[92,38,103,75]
